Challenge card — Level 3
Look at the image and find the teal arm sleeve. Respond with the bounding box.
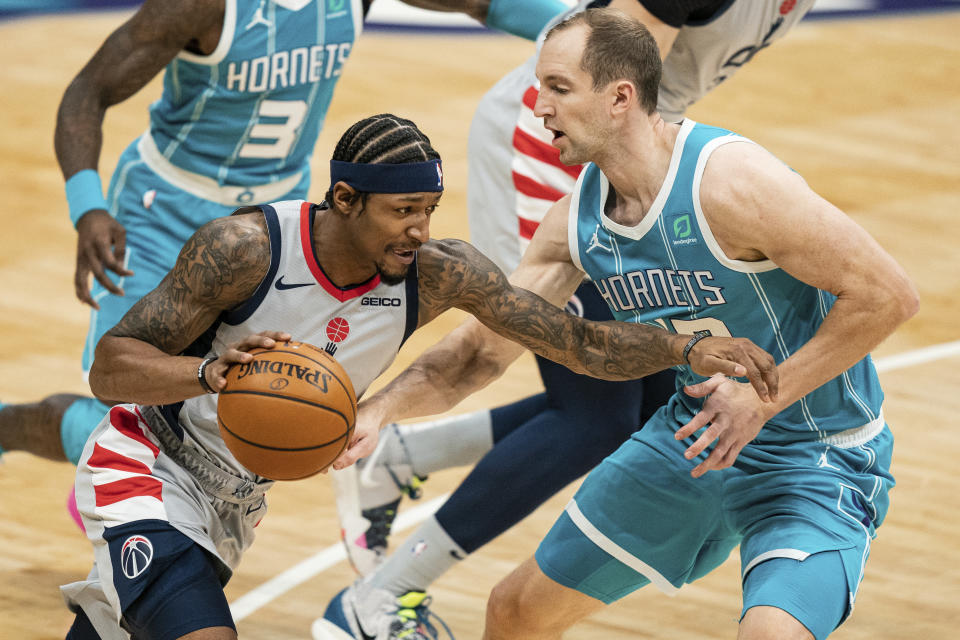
[485,0,570,41]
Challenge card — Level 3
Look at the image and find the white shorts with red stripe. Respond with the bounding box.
[467,52,582,276]
[61,405,267,638]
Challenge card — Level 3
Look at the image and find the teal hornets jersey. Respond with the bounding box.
[569,120,884,442]
[148,0,363,189]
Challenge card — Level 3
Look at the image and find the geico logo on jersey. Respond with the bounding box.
[226,43,352,92]
[361,297,402,307]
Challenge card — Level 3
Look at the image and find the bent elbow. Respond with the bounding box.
[892,278,920,325]
[902,286,920,323]
[87,360,114,404]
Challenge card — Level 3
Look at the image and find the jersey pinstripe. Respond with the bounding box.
[568,120,884,441]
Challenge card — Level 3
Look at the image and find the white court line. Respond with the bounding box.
[229,338,960,620]
[231,493,449,621]
[874,339,960,373]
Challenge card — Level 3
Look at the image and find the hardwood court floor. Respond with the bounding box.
[1,8,958,640]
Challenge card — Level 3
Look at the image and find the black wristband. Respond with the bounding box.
[197,356,219,394]
[682,330,712,364]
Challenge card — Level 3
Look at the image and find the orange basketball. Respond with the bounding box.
[217,340,357,480]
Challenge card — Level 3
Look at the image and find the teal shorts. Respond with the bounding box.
[535,406,893,638]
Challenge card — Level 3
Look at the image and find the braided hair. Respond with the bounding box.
[325,114,440,204]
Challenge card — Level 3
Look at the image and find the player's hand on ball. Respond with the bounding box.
[685,336,779,402]
[674,374,774,478]
[205,331,292,392]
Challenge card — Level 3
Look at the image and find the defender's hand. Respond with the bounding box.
[75,209,134,307]
[331,399,389,471]
[674,374,772,478]
[685,336,779,402]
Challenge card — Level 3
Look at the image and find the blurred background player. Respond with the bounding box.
[331,0,816,620]
[0,0,566,486]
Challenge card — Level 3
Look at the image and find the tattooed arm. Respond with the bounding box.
[333,197,778,469]
[88,211,289,405]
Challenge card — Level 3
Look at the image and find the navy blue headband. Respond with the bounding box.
[329,159,444,193]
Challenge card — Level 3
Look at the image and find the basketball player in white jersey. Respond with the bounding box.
[63,114,775,640]
[330,0,818,625]
[0,0,569,481]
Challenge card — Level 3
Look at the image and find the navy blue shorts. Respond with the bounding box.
[68,521,236,640]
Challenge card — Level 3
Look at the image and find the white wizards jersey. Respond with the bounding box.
[467,0,815,275]
[156,200,419,479]
[140,0,364,203]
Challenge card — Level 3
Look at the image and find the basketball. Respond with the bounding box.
[217,340,357,480]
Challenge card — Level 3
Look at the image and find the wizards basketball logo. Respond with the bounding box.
[325,317,350,355]
[120,535,154,579]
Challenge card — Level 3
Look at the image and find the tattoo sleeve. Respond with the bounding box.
[417,240,682,380]
[107,214,270,354]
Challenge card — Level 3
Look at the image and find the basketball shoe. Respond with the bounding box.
[311,580,453,640]
[334,424,427,575]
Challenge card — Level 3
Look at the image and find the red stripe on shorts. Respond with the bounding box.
[94,476,163,507]
[87,443,152,475]
[109,406,160,458]
[512,172,566,202]
[512,127,582,179]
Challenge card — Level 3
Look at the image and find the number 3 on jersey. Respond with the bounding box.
[239,99,308,159]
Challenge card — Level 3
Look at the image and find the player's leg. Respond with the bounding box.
[335,393,546,575]
[483,556,606,640]
[486,415,736,638]
[327,284,675,634]
[0,394,82,461]
[64,405,240,640]
[733,425,895,640]
[738,554,844,640]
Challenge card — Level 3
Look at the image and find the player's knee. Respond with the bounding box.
[486,574,558,635]
[739,606,814,640]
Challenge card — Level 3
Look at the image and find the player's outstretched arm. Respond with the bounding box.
[421,238,778,388]
[89,213,286,406]
[56,0,224,307]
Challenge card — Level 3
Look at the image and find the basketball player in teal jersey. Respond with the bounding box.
[325,9,918,640]
[0,0,569,468]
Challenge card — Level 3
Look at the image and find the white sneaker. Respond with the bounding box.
[334,424,427,575]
